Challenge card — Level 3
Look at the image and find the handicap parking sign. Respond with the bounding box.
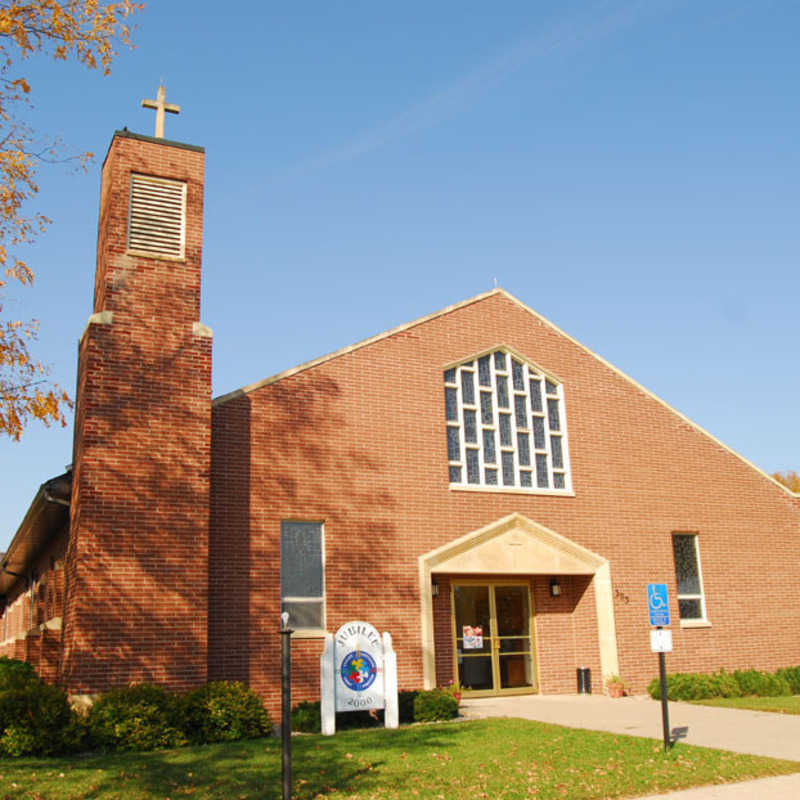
[647,583,670,627]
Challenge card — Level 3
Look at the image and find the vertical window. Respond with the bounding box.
[672,534,706,621]
[443,348,571,492]
[281,521,325,630]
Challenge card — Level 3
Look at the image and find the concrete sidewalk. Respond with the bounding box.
[460,694,800,799]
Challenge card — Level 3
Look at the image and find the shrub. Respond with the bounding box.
[0,657,39,691]
[707,668,742,698]
[292,693,420,732]
[733,669,791,698]
[412,689,459,722]
[291,700,321,733]
[776,666,800,694]
[184,681,272,743]
[0,681,79,757]
[88,683,187,752]
[398,690,419,724]
[648,667,798,701]
[647,672,712,701]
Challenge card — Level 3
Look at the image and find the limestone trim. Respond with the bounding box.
[192,321,213,338]
[495,290,795,498]
[0,616,62,647]
[213,290,502,406]
[450,485,576,499]
[69,693,101,713]
[80,310,113,342]
[680,619,712,629]
[290,629,327,640]
[418,512,619,689]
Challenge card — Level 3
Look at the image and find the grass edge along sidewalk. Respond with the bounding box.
[2,717,799,799]
[691,695,800,715]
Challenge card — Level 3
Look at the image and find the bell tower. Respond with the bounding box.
[63,91,211,695]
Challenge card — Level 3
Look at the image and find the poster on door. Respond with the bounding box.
[462,625,484,649]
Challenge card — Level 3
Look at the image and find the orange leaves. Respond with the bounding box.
[0,316,70,439]
[0,2,141,73]
[0,3,139,439]
[772,471,800,493]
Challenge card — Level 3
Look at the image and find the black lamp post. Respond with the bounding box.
[280,611,293,800]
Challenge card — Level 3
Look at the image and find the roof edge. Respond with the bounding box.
[494,288,797,500]
[212,288,501,407]
[212,286,795,501]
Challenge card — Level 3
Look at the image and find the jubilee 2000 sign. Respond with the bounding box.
[320,620,398,735]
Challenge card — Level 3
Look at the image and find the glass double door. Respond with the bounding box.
[452,582,536,695]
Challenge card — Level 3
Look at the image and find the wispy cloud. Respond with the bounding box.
[284,0,675,175]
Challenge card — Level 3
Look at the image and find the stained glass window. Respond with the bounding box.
[478,355,491,386]
[466,449,480,484]
[483,428,497,464]
[672,534,706,621]
[447,426,460,461]
[461,370,475,405]
[497,375,509,409]
[480,391,493,424]
[281,521,324,630]
[445,387,458,421]
[443,348,570,492]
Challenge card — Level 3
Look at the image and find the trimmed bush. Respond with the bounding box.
[776,667,800,694]
[647,672,712,701]
[0,681,81,757]
[707,668,742,698]
[412,689,459,722]
[398,690,419,724]
[733,669,791,698]
[183,681,272,743]
[88,683,187,752]
[292,692,420,732]
[292,700,322,733]
[0,656,39,691]
[648,666,800,701]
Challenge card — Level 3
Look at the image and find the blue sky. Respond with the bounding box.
[1,0,798,546]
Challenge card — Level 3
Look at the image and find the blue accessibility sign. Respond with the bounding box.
[647,583,670,627]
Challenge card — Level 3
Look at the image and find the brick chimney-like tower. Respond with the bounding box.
[63,131,211,695]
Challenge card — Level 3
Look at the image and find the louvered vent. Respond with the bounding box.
[128,174,186,258]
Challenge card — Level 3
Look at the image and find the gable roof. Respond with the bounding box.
[213,288,796,499]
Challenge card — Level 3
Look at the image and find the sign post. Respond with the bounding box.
[647,583,672,752]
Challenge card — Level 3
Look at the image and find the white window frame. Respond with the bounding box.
[444,346,573,495]
[280,520,326,637]
[672,533,709,627]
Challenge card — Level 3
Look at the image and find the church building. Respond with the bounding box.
[2,122,799,718]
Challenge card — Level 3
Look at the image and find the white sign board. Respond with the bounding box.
[320,620,398,735]
[650,628,673,653]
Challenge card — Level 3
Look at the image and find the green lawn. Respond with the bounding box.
[1,718,798,800]
[692,695,800,715]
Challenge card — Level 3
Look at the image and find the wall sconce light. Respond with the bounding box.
[549,577,562,598]
[431,582,439,597]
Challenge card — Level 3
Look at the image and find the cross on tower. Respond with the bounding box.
[141,84,180,139]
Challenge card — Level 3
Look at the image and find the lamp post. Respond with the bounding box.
[280,611,293,800]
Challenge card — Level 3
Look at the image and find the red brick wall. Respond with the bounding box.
[62,132,211,694]
[210,290,800,718]
[0,532,67,681]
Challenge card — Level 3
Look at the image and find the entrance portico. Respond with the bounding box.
[419,513,619,693]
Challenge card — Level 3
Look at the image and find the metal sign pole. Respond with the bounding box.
[281,612,293,800]
[647,584,672,753]
[657,627,670,752]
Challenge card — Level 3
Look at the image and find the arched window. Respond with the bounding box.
[444,348,571,492]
